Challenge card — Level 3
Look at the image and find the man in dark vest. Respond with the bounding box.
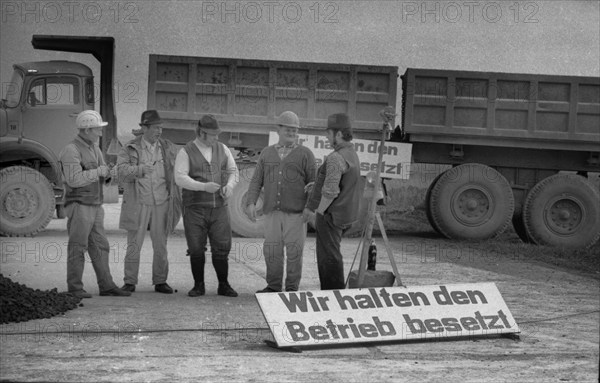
[303,113,361,290]
[174,115,239,297]
[59,110,131,298]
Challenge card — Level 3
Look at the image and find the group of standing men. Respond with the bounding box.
[59,108,361,298]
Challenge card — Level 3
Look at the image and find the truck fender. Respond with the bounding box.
[0,137,63,187]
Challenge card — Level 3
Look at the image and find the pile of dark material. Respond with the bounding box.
[0,274,82,324]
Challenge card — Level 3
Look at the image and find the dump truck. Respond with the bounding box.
[148,55,599,248]
[403,68,600,248]
[147,54,404,237]
[0,35,120,237]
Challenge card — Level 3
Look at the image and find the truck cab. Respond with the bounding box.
[0,61,95,236]
[1,35,119,237]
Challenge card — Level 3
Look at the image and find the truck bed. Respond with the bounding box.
[148,55,398,146]
[402,68,600,152]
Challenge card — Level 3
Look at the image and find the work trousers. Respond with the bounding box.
[65,203,118,293]
[315,212,351,290]
[123,201,169,285]
[183,205,231,285]
[263,211,306,292]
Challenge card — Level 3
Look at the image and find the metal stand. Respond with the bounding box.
[355,107,404,288]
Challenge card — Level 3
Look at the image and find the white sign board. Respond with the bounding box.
[256,283,520,348]
[268,132,412,179]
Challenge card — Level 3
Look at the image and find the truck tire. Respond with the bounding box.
[429,163,514,240]
[523,174,600,248]
[425,172,445,235]
[0,166,55,237]
[512,213,532,243]
[229,166,265,238]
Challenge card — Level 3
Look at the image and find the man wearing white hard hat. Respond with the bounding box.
[246,111,316,293]
[58,110,131,298]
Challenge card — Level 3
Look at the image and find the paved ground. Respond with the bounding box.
[1,201,599,382]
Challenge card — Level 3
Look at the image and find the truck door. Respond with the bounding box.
[21,75,84,156]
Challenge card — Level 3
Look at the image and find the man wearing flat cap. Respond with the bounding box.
[174,114,239,297]
[303,113,361,290]
[117,110,181,294]
[247,111,316,293]
[59,110,131,298]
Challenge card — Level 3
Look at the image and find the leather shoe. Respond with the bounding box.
[100,287,131,297]
[256,287,281,294]
[70,290,92,299]
[121,284,136,292]
[188,283,205,297]
[155,283,173,294]
[218,282,238,297]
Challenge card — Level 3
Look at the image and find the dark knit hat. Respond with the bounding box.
[197,114,221,134]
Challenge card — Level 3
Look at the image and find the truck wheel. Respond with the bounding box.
[229,166,265,238]
[523,174,600,248]
[429,163,514,240]
[425,172,445,235]
[512,213,532,243]
[0,166,55,237]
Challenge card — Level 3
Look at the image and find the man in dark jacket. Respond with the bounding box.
[59,110,131,298]
[117,110,181,294]
[247,111,316,293]
[303,113,361,290]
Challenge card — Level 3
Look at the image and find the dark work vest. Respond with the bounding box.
[182,141,230,207]
[64,137,104,206]
[314,143,361,227]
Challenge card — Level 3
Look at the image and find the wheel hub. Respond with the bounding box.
[452,187,492,225]
[4,187,37,219]
[546,197,583,235]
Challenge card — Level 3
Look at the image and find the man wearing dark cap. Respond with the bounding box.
[174,114,239,297]
[303,113,361,290]
[117,110,180,294]
[247,111,316,293]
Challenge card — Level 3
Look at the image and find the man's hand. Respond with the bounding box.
[247,204,257,222]
[204,182,221,193]
[221,184,234,199]
[304,181,315,194]
[141,164,154,175]
[302,208,315,226]
[97,165,110,178]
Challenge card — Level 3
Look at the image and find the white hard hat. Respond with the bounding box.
[277,111,300,129]
[76,110,108,129]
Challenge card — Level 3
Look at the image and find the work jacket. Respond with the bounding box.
[117,136,181,233]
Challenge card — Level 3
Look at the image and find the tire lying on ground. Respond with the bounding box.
[429,163,514,240]
[0,274,82,324]
[523,174,600,248]
[0,166,55,237]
